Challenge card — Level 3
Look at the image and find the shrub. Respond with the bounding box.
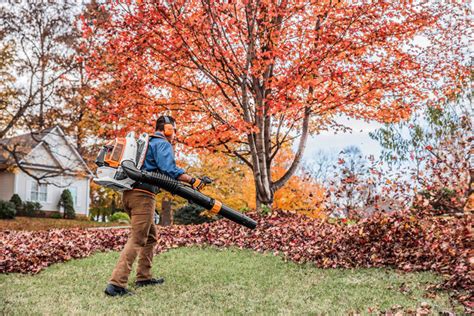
[174,203,221,225]
[50,213,62,219]
[109,212,130,223]
[0,200,16,219]
[259,204,272,216]
[22,201,42,217]
[9,194,23,212]
[239,206,250,212]
[58,189,75,219]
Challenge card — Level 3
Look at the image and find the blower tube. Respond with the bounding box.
[121,160,257,229]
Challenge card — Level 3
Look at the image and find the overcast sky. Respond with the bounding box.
[301,116,384,164]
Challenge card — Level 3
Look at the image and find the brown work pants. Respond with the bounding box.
[109,189,157,288]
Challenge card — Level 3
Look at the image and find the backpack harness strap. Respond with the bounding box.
[131,133,169,195]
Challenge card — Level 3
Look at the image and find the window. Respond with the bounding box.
[69,187,78,206]
[31,182,47,202]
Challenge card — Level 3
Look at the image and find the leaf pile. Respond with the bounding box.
[0,211,471,308]
[0,228,129,274]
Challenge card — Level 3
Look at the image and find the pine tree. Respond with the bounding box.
[59,189,75,219]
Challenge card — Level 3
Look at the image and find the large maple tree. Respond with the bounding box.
[83,1,469,209]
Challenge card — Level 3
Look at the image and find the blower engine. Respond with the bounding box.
[93,132,257,229]
[94,131,149,191]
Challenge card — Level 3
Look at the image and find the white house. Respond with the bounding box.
[0,126,93,217]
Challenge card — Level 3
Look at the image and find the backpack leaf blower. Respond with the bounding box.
[93,132,257,229]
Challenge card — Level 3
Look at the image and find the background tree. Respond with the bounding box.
[0,2,104,183]
[89,183,121,222]
[370,90,472,215]
[59,0,111,159]
[184,151,255,211]
[302,149,338,184]
[180,147,325,217]
[272,145,325,218]
[83,1,470,210]
[323,146,374,218]
[0,41,17,130]
[0,2,78,136]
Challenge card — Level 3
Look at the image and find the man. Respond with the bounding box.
[105,115,209,296]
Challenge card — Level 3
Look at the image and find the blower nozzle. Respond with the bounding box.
[121,160,257,229]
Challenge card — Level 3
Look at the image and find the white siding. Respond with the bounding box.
[25,144,59,168]
[0,171,15,201]
[41,129,85,172]
[15,169,28,201]
[16,170,90,216]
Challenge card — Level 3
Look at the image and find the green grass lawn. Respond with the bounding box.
[0,245,461,315]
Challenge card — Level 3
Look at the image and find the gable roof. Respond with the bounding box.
[0,127,55,166]
[0,126,93,177]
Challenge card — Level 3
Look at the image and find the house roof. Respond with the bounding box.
[0,127,56,166]
[0,126,93,177]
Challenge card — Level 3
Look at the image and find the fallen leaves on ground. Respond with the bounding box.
[0,211,471,309]
[0,217,122,231]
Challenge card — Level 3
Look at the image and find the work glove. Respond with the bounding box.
[190,176,212,191]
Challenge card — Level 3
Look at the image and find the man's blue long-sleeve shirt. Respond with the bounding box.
[142,132,185,179]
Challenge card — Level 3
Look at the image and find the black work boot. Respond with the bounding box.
[104,283,134,297]
[135,277,165,287]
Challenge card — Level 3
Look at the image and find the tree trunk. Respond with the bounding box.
[39,23,46,129]
[252,105,274,211]
[159,197,173,226]
[254,176,274,212]
[239,3,308,213]
[252,107,311,212]
[111,199,117,214]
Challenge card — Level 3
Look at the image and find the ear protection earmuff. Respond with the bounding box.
[163,116,175,137]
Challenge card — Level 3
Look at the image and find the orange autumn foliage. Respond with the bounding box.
[82,1,470,207]
[183,149,324,217]
[272,146,325,218]
[184,151,256,211]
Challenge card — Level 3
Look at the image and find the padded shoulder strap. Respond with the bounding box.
[136,133,150,169]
